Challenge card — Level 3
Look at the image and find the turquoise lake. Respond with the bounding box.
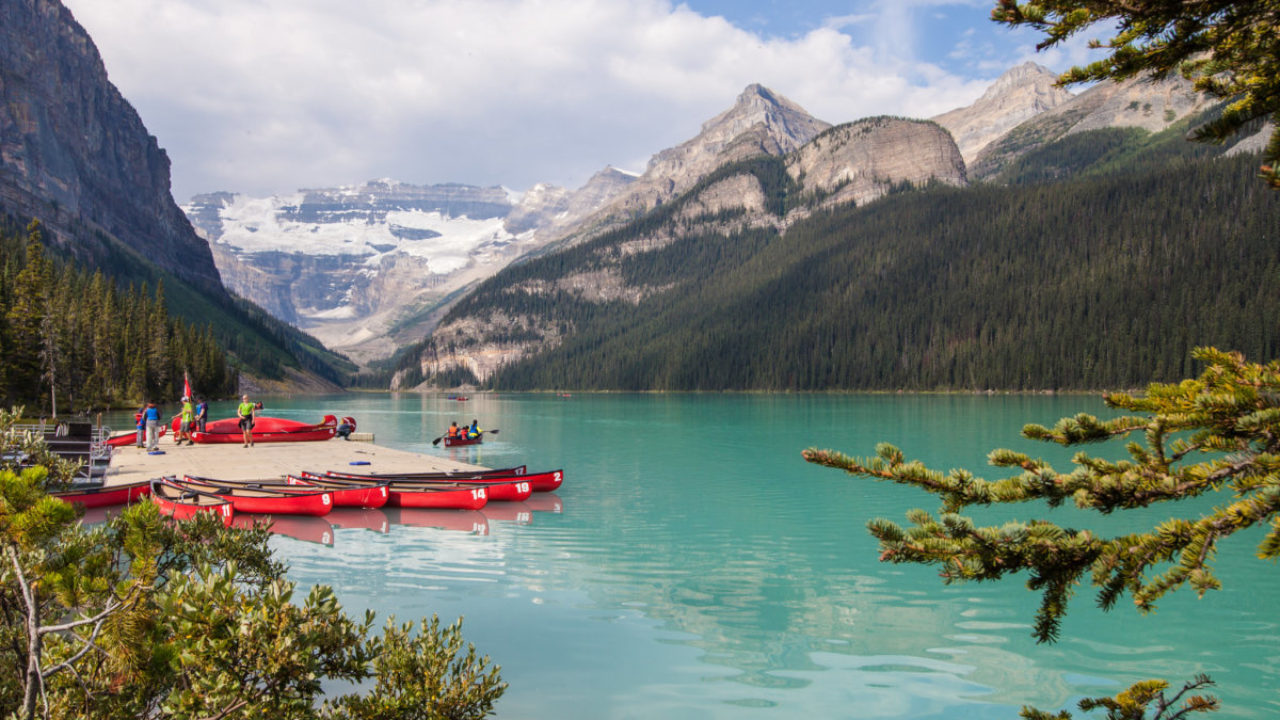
[103,393,1279,718]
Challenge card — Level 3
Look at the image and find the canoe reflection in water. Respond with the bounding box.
[387,508,490,536]
[327,508,389,534]
[232,514,335,547]
[523,493,562,514]
[480,501,532,525]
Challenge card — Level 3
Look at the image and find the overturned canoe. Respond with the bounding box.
[172,415,355,444]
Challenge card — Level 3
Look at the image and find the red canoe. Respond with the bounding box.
[323,467,562,493]
[284,475,389,509]
[107,428,166,447]
[318,471,533,502]
[298,472,486,510]
[151,478,235,526]
[173,415,351,444]
[443,434,482,447]
[381,465,527,478]
[171,475,334,516]
[52,480,151,508]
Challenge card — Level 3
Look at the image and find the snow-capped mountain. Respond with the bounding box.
[185,180,581,362]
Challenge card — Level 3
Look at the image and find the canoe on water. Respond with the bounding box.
[150,478,235,526]
[443,434,482,447]
[52,479,151,508]
[322,467,564,493]
[169,475,334,516]
[306,471,532,502]
[294,473,489,510]
[281,475,390,509]
[171,415,356,444]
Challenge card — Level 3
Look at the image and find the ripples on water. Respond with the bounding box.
[98,395,1280,719]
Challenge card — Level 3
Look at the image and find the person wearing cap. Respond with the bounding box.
[177,396,195,445]
[238,394,256,447]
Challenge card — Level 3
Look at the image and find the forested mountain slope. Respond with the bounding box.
[399,121,1278,392]
[0,0,353,393]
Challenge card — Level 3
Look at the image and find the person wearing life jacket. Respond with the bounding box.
[446,421,461,439]
[177,396,195,445]
[467,419,481,439]
[238,394,256,448]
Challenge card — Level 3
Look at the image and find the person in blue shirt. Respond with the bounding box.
[144,402,162,451]
[468,419,481,439]
[195,396,208,434]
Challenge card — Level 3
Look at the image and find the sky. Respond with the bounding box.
[60,0,1104,202]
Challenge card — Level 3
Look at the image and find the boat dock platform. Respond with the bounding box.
[102,439,481,486]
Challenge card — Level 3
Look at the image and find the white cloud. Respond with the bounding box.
[63,0,1027,201]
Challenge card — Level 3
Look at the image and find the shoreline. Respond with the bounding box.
[102,438,483,487]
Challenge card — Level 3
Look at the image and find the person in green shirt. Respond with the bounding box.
[238,394,256,448]
[177,396,195,445]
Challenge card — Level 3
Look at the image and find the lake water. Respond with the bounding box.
[101,393,1279,718]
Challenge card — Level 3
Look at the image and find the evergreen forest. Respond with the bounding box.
[0,221,232,413]
[425,122,1279,391]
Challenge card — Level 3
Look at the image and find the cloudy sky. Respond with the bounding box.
[62,0,1102,202]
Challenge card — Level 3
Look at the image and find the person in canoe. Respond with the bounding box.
[176,396,195,445]
[467,419,482,439]
[446,421,461,440]
[238,394,256,448]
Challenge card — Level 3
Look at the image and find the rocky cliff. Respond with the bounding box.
[787,117,966,208]
[970,72,1214,178]
[0,0,224,296]
[932,62,1075,164]
[557,84,832,244]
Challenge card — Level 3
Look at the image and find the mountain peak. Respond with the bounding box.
[933,63,1075,163]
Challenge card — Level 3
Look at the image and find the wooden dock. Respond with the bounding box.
[102,438,482,486]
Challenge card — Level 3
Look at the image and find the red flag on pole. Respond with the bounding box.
[183,371,192,400]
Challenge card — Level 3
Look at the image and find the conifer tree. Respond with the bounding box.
[6,224,51,410]
[803,347,1280,718]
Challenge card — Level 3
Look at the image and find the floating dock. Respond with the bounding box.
[103,438,482,486]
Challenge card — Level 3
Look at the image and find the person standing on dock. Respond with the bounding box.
[135,404,146,448]
[144,402,161,451]
[238,394,256,448]
[177,396,195,445]
[195,396,208,434]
